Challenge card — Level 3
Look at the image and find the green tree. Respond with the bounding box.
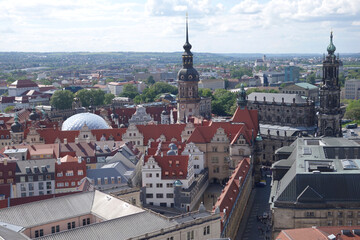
[344,100,360,120]
[76,89,105,107]
[104,93,115,105]
[120,84,139,99]
[146,75,155,85]
[230,67,252,79]
[198,88,213,98]
[212,89,237,116]
[50,90,74,110]
[306,73,316,84]
[4,106,14,113]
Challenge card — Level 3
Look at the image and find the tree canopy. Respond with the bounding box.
[50,90,74,110]
[230,66,253,79]
[132,82,178,104]
[211,89,237,116]
[120,84,139,99]
[104,93,115,105]
[76,89,105,107]
[345,100,360,121]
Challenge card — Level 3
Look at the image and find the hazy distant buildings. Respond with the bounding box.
[284,66,300,82]
[344,79,360,99]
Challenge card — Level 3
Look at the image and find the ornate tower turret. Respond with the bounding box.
[317,32,342,137]
[237,84,247,109]
[177,15,201,123]
[10,114,24,144]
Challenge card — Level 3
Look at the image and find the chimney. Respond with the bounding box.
[3,158,7,166]
[86,137,90,143]
[77,156,82,163]
[75,138,79,144]
[64,138,67,144]
[57,158,61,165]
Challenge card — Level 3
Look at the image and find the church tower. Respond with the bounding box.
[177,15,200,123]
[318,32,342,137]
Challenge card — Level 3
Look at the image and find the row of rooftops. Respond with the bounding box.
[0,190,218,240]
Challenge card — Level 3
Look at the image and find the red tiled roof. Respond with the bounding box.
[137,124,186,145]
[9,80,38,88]
[91,128,127,141]
[144,155,189,180]
[27,128,79,144]
[213,158,251,219]
[276,228,327,240]
[230,107,259,133]
[0,96,15,103]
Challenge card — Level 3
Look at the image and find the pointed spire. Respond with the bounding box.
[237,83,247,109]
[327,31,336,56]
[183,12,192,53]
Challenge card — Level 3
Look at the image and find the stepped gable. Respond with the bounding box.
[230,107,259,133]
[92,128,127,141]
[187,121,253,145]
[144,155,189,180]
[213,158,250,218]
[136,124,186,145]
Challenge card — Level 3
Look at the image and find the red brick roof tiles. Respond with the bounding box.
[137,124,186,145]
[144,155,189,180]
[9,80,38,88]
[213,158,251,219]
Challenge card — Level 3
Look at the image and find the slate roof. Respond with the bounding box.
[0,192,95,228]
[248,92,307,104]
[273,137,360,205]
[37,211,175,240]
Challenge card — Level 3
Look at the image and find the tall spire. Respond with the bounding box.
[183,13,192,53]
[327,31,336,56]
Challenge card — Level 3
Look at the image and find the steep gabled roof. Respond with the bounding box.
[230,107,258,133]
[144,155,189,180]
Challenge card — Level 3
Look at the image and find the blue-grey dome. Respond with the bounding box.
[62,112,110,131]
[167,150,176,156]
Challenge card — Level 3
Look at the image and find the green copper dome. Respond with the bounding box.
[327,32,336,56]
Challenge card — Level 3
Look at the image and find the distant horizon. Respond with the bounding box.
[0,51,359,56]
[0,0,359,53]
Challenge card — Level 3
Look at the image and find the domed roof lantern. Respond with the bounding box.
[174,180,183,187]
[11,114,22,133]
[29,107,39,121]
[327,31,336,56]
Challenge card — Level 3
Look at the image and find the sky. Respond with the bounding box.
[0,0,359,53]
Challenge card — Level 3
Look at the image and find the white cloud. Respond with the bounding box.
[0,0,358,53]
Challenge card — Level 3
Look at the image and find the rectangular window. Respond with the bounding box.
[78,170,83,176]
[28,183,34,191]
[39,182,44,190]
[338,220,343,226]
[83,219,86,226]
[20,176,25,182]
[156,193,163,198]
[71,182,75,186]
[166,193,174,198]
[146,183,153,188]
[87,218,90,225]
[28,176,33,182]
[57,172,63,177]
[166,183,173,188]
[46,175,51,180]
[52,226,55,233]
[146,194,153,198]
[65,171,74,176]
[212,147,217,152]
[72,221,75,228]
[68,222,71,230]
[327,211,332,217]
[207,226,210,234]
[156,183,163,188]
[38,175,43,181]
[35,230,39,238]
[211,157,219,163]
[146,173,152,178]
[39,229,43,237]
[338,212,343,218]
[306,212,314,217]
[56,225,60,232]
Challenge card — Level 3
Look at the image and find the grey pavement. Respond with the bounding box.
[236,176,272,240]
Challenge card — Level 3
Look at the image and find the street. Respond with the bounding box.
[236,176,272,240]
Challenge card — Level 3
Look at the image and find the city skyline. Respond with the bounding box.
[0,0,359,53]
